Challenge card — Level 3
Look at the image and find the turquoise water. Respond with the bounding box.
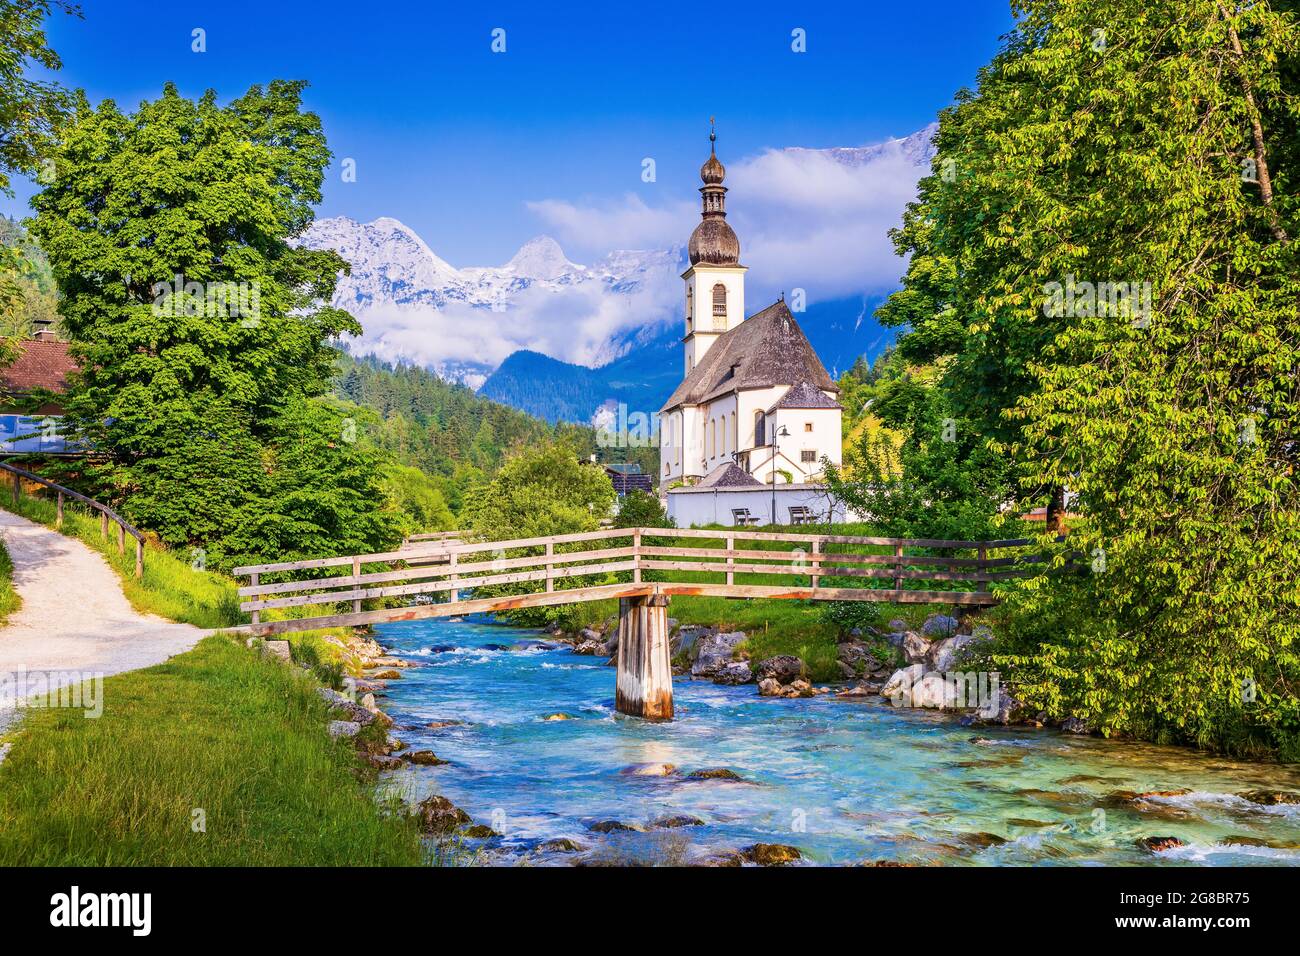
[373,617,1300,866]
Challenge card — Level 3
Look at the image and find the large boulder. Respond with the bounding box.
[677,625,716,658]
[977,685,1024,725]
[755,655,805,684]
[900,632,931,664]
[757,677,783,696]
[836,642,883,675]
[881,664,925,705]
[327,720,361,739]
[691,631,746,678]
[921,614,959,638]
[909,671,960,709]
[927,633,981,672]
[713,661,754,685]
[572,640,605,656]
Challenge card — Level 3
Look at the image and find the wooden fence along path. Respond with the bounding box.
[0,460,147,577]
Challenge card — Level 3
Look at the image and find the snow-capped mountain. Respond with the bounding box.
[783,122,939,170]
[299,216,682,386]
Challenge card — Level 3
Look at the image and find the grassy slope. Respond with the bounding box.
[0,635,423,865]
[0,494,420,865]
[0,536,19,624]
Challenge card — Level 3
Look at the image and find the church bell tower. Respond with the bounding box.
[682,121,746,376]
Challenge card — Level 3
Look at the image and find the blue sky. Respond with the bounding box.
[4,0,1014,266]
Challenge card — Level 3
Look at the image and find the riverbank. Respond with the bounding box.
[0,634,425,865]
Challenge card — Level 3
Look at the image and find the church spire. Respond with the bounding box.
[689,121,740,265]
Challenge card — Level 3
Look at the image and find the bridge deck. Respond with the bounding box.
[234,527,1046,637]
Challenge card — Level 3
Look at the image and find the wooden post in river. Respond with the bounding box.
[614,592,673,720]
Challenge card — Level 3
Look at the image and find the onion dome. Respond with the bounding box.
[688,121,741,266]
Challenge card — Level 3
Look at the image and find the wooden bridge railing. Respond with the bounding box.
[234,527,1046,635]
[0,460,147,577]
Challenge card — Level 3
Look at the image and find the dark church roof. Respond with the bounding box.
[767,380,841,413]
[698,462,763,488]
[660,299,838,412]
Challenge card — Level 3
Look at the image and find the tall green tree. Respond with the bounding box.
[29,81,402,569]
[892,0,1299,754]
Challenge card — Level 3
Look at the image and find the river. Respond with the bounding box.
[372,617,1300,866]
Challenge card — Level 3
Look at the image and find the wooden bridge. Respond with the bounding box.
[235,528,1043,721]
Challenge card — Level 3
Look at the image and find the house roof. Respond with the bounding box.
[660,299,837,412]
[767,380,842,413]
[0,339,76,394]
[698,462,763,488]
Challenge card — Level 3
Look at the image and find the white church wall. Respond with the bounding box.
[770,406,842,479]
[699,394,738,474]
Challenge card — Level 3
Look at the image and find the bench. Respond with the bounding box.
[731,508,762,527]
[788,505,818,525]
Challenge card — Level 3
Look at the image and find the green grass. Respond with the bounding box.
[1,493,242,629]
[0,635,425,865]
[0,535,20,624]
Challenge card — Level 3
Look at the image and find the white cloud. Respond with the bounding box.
[525,193,696,259]
[528,131,932,306]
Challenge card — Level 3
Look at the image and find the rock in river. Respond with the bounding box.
[538,838,586,853]
[402,750,449,766]
[687,768,747,782]
[415,795,472,834]
[713,661,754,685]
[742,843,802,865]
[650,814,705,829]
[588,820,645,833]
[1136,836,1185,853]
[1238,789,1300,806]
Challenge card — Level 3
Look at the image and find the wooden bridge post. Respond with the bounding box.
[545,542,554,592]
[100,511,108,540]
[10,471,18,505]
[352,556,362,613]
[811,537,821,592]
[116,521,125,554]
[614,592,673,720]
[632,529,642,584]
[249,572,260,626]
[726,534,735,586]
[56,491,63,529]
[893,542,904,594]
[135,537,144,579]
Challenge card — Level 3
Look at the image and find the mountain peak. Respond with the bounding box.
[506,235,579,280]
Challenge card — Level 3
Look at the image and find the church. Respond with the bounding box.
[659,130,846,526]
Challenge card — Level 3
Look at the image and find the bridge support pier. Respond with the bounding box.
[614,593,673,720]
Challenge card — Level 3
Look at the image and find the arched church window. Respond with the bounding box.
[712,283,727,317]
[686,287,693,331]
[754,411,766,447]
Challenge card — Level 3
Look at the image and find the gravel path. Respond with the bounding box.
[0,509,207,732]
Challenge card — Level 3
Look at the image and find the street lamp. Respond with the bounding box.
[771,425,790,525]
